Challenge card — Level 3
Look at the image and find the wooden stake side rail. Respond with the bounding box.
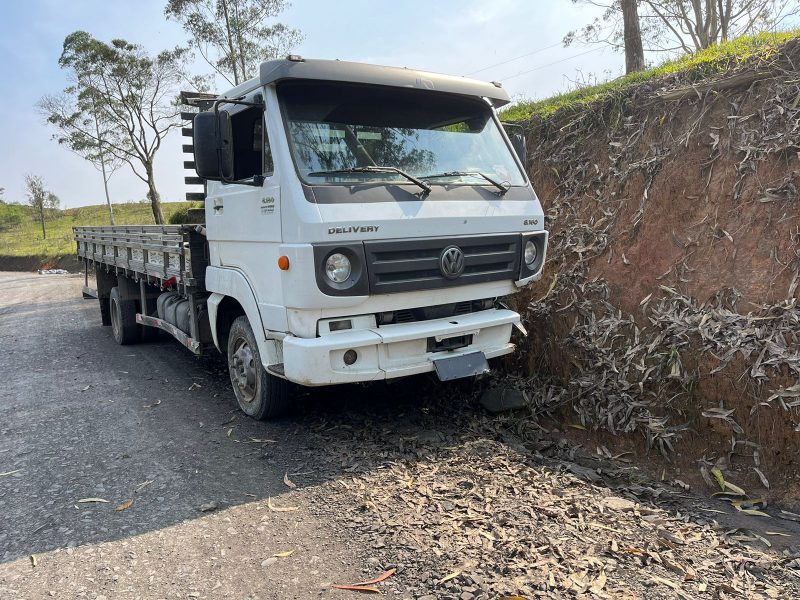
[75,225,199,289]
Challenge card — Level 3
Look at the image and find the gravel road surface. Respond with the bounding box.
[0,272,363,598]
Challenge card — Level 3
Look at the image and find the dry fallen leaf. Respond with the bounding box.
[753,467,770,489]
[144,399,161,408]
[438,570,462,584]
[115,500,134,512]
[283,472,297,489]
[333,568,396,593]
[273,550,294,558]
[267,497,298,512]
[0,470,22,477]
[30,555,37,567]
[77,498,109,504]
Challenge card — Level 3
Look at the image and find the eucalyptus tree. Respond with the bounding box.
[25,175,60,240]
[42,32,187,224]
[565,0,800,69]
[165,0,302,87]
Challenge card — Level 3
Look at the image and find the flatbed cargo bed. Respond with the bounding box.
[74,225,208,291]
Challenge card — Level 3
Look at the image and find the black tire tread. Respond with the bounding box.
[110,286,139,345]
[228,316,291,420]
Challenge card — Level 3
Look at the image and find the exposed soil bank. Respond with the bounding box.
[0,254,82,273]
[519,39,800,503]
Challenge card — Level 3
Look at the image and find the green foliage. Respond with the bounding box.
[501,29,800,122]
[165,0,302,87]
[0,201,193,257]
[167,201,205,224]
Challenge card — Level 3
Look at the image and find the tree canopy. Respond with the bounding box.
[566,0,800,56]
[165,0,302,87]
[25,175,60,240]
[41,31,187,224]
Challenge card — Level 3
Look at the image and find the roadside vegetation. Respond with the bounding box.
[0,201,192,258]
[501,29,800,121]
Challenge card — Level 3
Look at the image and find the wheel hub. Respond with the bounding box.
[231,341,256,402]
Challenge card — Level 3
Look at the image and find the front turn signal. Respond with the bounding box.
[278,255,290,270]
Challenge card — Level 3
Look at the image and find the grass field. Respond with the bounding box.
[501,29,800,122]
[0,201,193,258]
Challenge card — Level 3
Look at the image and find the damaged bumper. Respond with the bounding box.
[281,309,519,386]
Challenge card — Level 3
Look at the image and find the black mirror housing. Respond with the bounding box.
[193,111,234,181]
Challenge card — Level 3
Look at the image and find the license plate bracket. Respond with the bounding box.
[433,351,490,381]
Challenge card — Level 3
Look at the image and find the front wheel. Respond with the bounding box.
[227,316,291,420]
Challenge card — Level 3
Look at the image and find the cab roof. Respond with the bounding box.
[239,57,511,107]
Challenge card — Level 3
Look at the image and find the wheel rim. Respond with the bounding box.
[230,338,257,403]
[110,298,120,339]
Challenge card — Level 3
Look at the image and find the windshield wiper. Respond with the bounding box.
[306,166,432,195]
[421,171,510,195]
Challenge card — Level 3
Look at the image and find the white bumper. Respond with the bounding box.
[281,309,519,386]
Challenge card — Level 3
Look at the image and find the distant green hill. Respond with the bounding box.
[0,201,193,261]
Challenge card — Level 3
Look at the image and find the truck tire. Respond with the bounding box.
[99,298,112,326]
[109,286,139,345]
[227,316,291,420]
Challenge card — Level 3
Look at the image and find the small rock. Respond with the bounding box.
[479,387,526,413]
[261,557,278,567]
[603,497,637,512]
[198,502,219,512]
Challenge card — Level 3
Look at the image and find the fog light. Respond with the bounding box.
[343,349,358,365]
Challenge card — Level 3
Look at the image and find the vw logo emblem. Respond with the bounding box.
[439,245,465,279]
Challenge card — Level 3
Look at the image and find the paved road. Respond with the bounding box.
[0,272,364,598]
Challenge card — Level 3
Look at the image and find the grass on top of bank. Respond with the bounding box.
[501,29,800,122]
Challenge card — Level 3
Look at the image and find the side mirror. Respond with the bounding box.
[193,111,233,181]
[509,131,527,166]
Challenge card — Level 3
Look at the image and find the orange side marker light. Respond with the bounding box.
[278,255,290,270]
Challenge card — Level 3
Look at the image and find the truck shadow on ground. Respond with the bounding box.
[0,286,493,563]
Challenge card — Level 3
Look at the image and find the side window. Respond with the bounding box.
[257,120,274,175]
[229,105,273,180]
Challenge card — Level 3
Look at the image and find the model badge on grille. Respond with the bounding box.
[439,246,465,279]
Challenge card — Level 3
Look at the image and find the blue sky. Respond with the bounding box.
[0,0,626,208]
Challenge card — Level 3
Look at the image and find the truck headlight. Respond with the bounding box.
[524,240,537,266]
[325,253,352,283]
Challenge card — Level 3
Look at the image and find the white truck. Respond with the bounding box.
[75,56,548,420]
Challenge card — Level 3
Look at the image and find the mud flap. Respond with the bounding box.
[433,351,490,381]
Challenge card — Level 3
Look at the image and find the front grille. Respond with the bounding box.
[365,234,520,294]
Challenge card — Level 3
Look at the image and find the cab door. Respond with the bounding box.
[206,89,282,270]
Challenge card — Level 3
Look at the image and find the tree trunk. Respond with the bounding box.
[101,162,115,226]
[39,205,47,240]
[145,164,165,224]
[622,0,646,73]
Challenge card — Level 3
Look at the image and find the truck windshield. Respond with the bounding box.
[278,81,526,189]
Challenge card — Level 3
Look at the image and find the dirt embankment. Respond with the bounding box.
[518,39,800,502]
[0,255,82,272]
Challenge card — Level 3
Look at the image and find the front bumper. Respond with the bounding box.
[281,309,519,386]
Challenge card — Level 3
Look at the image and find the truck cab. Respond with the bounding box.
[78,56,547,420]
